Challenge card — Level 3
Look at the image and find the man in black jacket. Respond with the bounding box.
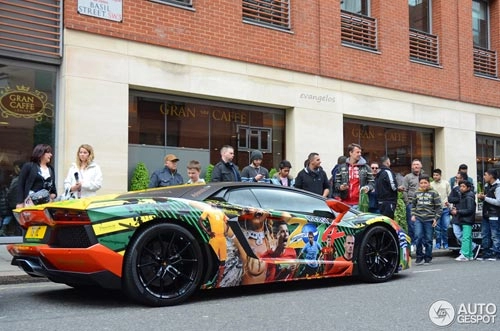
[295,152,329,197]
[211,145,241,182]
[375,156,399,219]
[476,169,500,260]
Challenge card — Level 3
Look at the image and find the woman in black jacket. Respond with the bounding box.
[16,144,57,208]
[451,180,476,261]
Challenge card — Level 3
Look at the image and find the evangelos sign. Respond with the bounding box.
[0,85,54,121]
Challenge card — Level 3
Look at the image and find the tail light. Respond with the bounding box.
[48,209,91,223]
[14,208,91,228]
[15,210,51,227]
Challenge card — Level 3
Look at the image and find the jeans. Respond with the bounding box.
[453,223,462,244]
[414,219,434,261]
[1,215,13,226]
[406,204,415,244]
[481,217,500,257]
[435,208,450,246]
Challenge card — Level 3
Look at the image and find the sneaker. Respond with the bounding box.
[473,245,481,260]
[424,259,432,265]
[455,254,470,261]
[435,243,441,249]
[443,244,448,249]
[415,258,424,265]
[487,256,497,261]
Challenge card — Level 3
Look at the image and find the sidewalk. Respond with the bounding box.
[0,236,47,285]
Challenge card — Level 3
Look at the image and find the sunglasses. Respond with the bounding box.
[371,167,379,170]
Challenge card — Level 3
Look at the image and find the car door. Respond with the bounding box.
[224,186,339,281]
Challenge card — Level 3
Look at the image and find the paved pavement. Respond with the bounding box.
[0,236,48,285]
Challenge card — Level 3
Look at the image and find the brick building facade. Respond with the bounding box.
[0,0,499,193]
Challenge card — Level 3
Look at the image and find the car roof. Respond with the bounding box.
[116,182,324,202]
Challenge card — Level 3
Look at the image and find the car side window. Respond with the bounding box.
[225,189,260,208]
[250,187,331,214]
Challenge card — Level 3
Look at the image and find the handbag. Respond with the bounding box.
[25,189,50,206]
[59,188,77,201]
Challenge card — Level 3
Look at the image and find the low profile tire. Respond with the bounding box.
[123,223,203,306]
[357,225,399,283]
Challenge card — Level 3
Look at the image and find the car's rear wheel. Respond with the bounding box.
[123,223,203,306]
[357,225,399,283]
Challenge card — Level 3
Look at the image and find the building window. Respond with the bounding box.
[343,120,434,177]
[340,1,377,51]
[409,0,439,65]
[472,0,497,78]
[341,0,370,16]
[237,126,272,153]
[151,0,192,8]
[0,0,62,63]
[473,0,489,48]
[242,0,291,30]
[476,135,500,192]
[0,60,57,186]
[409,0,430,32]
[128,91,285,182]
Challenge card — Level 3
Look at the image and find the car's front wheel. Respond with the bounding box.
[357,225,399,283]
[123,223,203,306]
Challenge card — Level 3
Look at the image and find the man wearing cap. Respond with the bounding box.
[449,164,475,192]
[148,154,184,187]
[240,150,270,182]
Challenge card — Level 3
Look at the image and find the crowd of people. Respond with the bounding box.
[148,143,498,266]
[2,142,500,268]
[0,143,103,236]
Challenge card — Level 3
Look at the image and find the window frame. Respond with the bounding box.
[472,0,490,49]
[343,119,435,177]
[242,0,292,31]
[409,0,432,33]
[341,0,370,16]
[149,0,194,10]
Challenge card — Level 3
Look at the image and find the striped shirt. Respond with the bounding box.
[411,188,442,221]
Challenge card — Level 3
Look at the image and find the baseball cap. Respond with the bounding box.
[164,154,179,162]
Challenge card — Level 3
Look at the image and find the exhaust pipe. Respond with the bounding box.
[16,259,46,277]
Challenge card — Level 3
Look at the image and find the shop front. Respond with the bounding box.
[0,60,57,192]
[128,91,286,182]
[342,120,435,177]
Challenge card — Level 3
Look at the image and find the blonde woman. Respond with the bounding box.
[63,144,103,198]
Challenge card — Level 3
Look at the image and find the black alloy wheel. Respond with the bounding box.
[123,223,203,306]
[357,225,399,283]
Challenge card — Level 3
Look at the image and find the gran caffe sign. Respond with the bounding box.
[0,85,54,121]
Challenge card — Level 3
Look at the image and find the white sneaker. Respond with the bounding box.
[455,254,470,261]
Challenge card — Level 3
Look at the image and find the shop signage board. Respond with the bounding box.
[0,86,54,121]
